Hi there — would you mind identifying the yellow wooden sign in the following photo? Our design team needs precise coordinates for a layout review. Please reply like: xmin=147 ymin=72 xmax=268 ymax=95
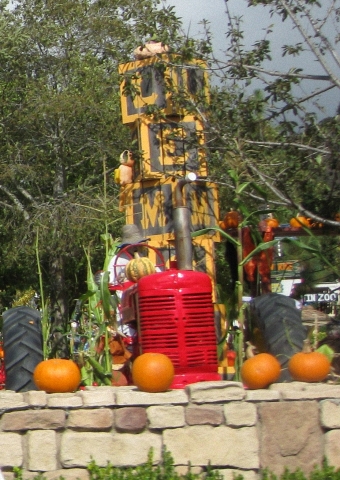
xmin=129 ymin=116 xmax=207 ymax=179
xmin=119 ymin=56 xmax=208 ymax=124
xmin=120 ymin=177 xmax=219 ymax=238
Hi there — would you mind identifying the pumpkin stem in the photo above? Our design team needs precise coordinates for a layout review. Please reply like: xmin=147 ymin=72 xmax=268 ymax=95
xmin=133 ymin=252 xmax=141 ymax=259
xmin=302 ymin=339 xmax=312 ymax=353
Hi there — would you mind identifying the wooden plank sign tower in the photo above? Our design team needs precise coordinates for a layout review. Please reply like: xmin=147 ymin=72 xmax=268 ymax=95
xmin=117 ymin=46 xmax=221 ymax=297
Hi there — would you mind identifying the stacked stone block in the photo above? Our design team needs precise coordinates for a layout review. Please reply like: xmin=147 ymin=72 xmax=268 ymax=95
xmin=0 ymin=382 xmax=340 ymax=479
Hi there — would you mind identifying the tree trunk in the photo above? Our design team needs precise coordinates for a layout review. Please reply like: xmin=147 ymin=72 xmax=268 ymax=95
xmin=49 ymin=254 xmax=70 ymax=358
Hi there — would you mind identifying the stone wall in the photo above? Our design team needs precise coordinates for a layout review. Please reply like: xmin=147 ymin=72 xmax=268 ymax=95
xmin=1 ymin=381 xmax=340 ymax=480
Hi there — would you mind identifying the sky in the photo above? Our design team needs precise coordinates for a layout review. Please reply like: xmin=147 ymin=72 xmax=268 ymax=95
xmin=165 ymin=0 xmax=271 ymax=60
xmin=165 ymin=0 xmax=337 ymax=117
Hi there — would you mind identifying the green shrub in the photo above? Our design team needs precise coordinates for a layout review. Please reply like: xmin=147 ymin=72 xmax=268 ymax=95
xmin=12 ymin=452 xmax=340 ymax=480
xmin=87 ymin=448 xmax=223 ymax=480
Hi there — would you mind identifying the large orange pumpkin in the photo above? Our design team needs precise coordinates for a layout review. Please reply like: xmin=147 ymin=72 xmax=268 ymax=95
xmin=33 ymin=359 xmax=81 ymax=393
xmin=241 ymin=353 xmax=281 ymax=389
xmin=288 ymin=340 xmax=330 ymax=382
xmin=132 ymin=352 xmax=175 ymax=393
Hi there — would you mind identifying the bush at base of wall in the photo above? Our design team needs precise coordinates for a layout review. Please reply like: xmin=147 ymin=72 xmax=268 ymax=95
xmin=11 ymin=451 xmax=339 ymax=480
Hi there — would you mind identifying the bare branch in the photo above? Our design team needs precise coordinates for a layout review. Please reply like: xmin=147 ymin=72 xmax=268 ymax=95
xmin=16 ymin=185 xmax=38 ymax=205
xmin=296 ymin=0 xmax=340 ymax=69
xmin=279 ymin=0 xmax=340 ymax=88
xmin=243 ymin=156 xmax=340 ymax=228
xmin=212 ymin=59 xmax=333 ymax=81
xmin=263 ymin=84 xmax=336 ymax=122
xmin=243 ymin=140 xmax=330 ymax=155
xmin=0 ymin=184 xmax=30 ymax=220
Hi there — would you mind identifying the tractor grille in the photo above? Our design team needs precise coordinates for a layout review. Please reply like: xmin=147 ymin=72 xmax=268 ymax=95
xmin=138 ymin=291 xmax=218 ymax=369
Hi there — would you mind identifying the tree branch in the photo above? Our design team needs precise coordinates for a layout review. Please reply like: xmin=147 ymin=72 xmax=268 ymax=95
xmin=296 ymin=0 xmax=340 ymax=70
xmin=279 ymin=0 xmax=340 ymax=88
xmin=243 ymin=140 xmax=330 ymax=155
xmin=0 ymin=185 xmax=30 ymax=220
xmin=243 ymin=156 xmax=340 ymax=228
xmin=263 ymin=84 xmax=336 ymax=122
xmin=213 ymin=59 xmax=333 ymax=81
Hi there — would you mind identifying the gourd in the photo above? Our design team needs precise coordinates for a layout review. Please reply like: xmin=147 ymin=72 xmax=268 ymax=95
xmin=132 ymin=352 xmax=175 ymax=392
xmin=241 ymin=353 xmax=281 ymax=389
xmin=33 ymin=359 xmax=81 ymax=393
xmin=265 ymin=217 xmax=279 ymax=228
xmin=125 ymin=252 xmax=156 ymax=282
xmin=223 ymin=209 xmax=240 ymax=229
xmin=133 ymin=41 xmax=169 ymax=60
xmin=117 ymin=150 xmax=134 ymax=185
xmin=289 ymin=215 xmax=310 ymax=228
xmin=288 ymin=339 xmax=331 ymax=382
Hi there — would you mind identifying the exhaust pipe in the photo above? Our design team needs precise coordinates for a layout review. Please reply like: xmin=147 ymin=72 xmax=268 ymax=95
xmin=173 ymin=173 xmax=197 ymax=270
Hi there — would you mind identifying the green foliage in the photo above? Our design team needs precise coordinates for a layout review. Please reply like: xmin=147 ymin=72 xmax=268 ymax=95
xmin=12 ymin=452 xmax=340 ymax=480
xmin=87 ymin=448 xmax=223 ymax=480
xmin=0 ymin=0 xmax=189 ymax=320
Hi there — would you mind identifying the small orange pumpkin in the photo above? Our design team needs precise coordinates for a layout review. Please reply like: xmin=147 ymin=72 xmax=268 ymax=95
xmin=289 ymin=216 xmax=310 ymax=228
xmin=265 ymin=217 xmax=279 ymax=228
xmin=223 ymin=209 xmax=240 ymax=229
xmin=132 ymin=352 xmax=175 ymax=393
xmin=335 ymin=213 xmax=340 ymax=222
xmin=33 ymin=359 xmax=81 ymax=393
xmin=288 ymin=340 xmax=330 ymax=382
xmin=241 ymin=353 xmax=281 ymax=389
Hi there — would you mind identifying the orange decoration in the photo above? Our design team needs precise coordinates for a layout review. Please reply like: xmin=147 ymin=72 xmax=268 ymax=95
xmin=242 ymin=227 xmax=257 ymax=283
xmin=33 ymin=359 xmax=81 ymax=393
xmin=288 ymin=340 xmax=330 ymax=382
xmin=289 ymin=216 xmax=310 ymax=228
xmin=132 ymin=352 xmax=175 ymax=393
xmin=265 ymin=217 xmax=279 ymax=228
xmin=241 ymin=353 xmax=281 ymax=389
xmin=218 ymin=220 xmax=226 ymax=230
xmin=226 ymin=350 xmax=237 ymax=367
xmin=257 ymin=229 xmax=274 ymax=293
xmin=223 ymin=210 xmax=240 ymax=229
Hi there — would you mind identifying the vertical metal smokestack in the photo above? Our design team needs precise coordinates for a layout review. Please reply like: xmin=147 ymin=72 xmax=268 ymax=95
xmin=173 ymin=173 xmax=197 ymax=270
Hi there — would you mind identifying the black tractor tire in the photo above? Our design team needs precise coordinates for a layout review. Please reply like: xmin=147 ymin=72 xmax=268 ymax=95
xmin=251 ymin=293 xmax=307 ymax=382
xmin=3 ymin=306 xmax=44 ymax=392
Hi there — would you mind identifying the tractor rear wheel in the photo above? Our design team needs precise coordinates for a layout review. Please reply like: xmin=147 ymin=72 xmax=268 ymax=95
xmin=3 ymin=306 xmax=44 ymax=392
xmin=251 ymin=293 xmax=307 ymax=381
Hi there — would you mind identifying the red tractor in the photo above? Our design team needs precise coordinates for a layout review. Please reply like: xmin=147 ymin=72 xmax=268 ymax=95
xmin=109 ymin=175 xmax=221 ymax=388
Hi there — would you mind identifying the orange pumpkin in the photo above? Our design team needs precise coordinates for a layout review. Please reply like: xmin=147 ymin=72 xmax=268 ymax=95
xmin=223 ymin=210 xmax=240 ymax=229
xmin=33 ymin=359 xmax=81 ymax=393
xmin=241 ymin=353 xmax=281 ymax=389
xmin=335 ymin=213 xmax=340 ymax=222
xmin=265 ymin=217 xmax=279 ymax=228
xmin=288 ymin=340 xmax=330 ymax=382
xmin=132 ymin=352 xmax=175 ymax=393
xmin=289 ymin=216 xmax=310 ymax=228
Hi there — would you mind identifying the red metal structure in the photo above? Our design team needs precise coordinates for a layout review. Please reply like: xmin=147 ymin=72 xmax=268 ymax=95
xmin=108 ymin=174 xmax=221 ymax=388
xmin=120 ymin=267 xmax=220 ymax=388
